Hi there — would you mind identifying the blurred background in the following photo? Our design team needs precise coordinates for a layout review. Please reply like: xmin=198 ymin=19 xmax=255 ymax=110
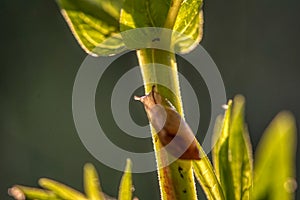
xmin=1 ymin=0 xmax=300 ymax=199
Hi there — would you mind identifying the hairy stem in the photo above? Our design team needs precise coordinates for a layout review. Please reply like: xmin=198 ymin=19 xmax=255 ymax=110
xmin=137 ymin=48 xmax=197 ymax=200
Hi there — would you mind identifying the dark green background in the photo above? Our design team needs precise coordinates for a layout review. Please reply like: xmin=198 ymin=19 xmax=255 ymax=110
xmin=1 ymin=0 xmax=300 ymax=199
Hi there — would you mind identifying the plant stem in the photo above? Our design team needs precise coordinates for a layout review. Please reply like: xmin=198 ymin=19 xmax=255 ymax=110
xmin=136 ymin=1 xmax=201 ymax=199
xmin=137 ymin=48 xmax=197 ymax=200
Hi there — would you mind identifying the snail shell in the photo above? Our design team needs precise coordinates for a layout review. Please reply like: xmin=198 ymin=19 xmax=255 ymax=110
xmin=135 ymin=87 xmax=200 ymax=160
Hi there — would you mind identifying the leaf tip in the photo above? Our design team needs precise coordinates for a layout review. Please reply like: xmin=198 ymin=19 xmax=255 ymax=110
xmin=84 ymin=162 xmax=95 ymax=172
xmin=233 ymin=95 xmax=245 ymax=106
xmin=38 ymin=178 xmax=47 ymax=186
xmin=274 ymin=111 xmax=296 ymax=127
xmin=125 ymin=158 xmax=132 ymax=172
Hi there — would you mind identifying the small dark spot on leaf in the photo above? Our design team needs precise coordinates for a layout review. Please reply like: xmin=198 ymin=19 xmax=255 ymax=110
xmin=183 ymin=189 xmax=187 ymax=193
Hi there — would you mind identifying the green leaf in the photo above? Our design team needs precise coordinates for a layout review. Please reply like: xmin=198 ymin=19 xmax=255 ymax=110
xmin=211 ymin=115 xmax=225 ymax=181
xmin=228 ymin=96 xmax=253 ymax=200
xmin=212 ymin=100 xmax=235 ymax=199
xmin=173 ymin=0 xmax=203 ymax=53
xmin=39 ymin=178 xmax=87 ymax=200
xmin=212 ymin=96 xmax=253 ymax=200
xmin=8 ymin=185 xmax=61 ymax=200
xmin=120 ymin=0 xmax=171 ymax=30
xmin=84 ymin=163 xmax=105 ymax=200
xmin=120 ymin=0 xmax=203 ymax=53
xmin=119 ymin=0 xmax=171 ymax=52
xmin=118 ymin=159 xmax=133 ymax=200
xmin=192 ymin=146 xmax=225 ymax=200
xmin=253 ymin=112 xmax=297 ymax=200
xmin=57 ymin=0 xmax=126 ymax=56
xmin=241 ymin=127 xmax=253 ymax=200
xmin=212 ymin=100 xmax=233 ymax=179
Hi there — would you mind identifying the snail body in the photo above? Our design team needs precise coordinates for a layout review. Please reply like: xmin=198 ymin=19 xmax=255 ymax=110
xmin=135 ymin=87 xmax=200 ymax=160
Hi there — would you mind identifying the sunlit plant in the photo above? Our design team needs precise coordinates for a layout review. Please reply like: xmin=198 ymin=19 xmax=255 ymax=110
xmin=9 ymin=0 xmax=297 ymax=200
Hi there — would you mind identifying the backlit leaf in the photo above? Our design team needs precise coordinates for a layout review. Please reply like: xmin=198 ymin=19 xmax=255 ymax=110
xmin=57 ymin=0 xmax=126 ymax=56
xmin=173 ymin=0 xmax=203 ymax=53
xmin=253 ymin=112 xmax=297 ymax=200
xmin=118 ymin=159 xmax=133 ymax=200
xmin=8 ymin=185 xmax=61 ymax=200
xmin=84 ymin=163 xmax=105 ymax=200
xmin=212 ymin=96 xmax=253 ymax=200
xmin=39 ymin=178 xmax=87 ymax=200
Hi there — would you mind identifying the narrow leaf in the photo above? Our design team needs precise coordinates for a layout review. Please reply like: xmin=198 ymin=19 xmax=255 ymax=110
xmin=228 ymin=96 xmax=253 ymax=200
xmin=253 ymin=112 xmax=297 ymax=200
xmin=241 ymin=127 xmax=253 ymax=200
xmin=212 ymin=96 xmax=253 ymax=200
xmin=57 ymin=0 xmax=126 ymax=56
xmin=118 ymin=159 xmax=132 ymax=200
xmin=39 ymin=178 xmax=87 ymax=200
xmin=193 ymin=145 xmax=225 ymax=200
xmin=212 ymin=100 xmax=235 ymax=199
xmin=8 ymin=185 xmax=61 ymax=200
xmin=84 ymin=163 xmax=105 ymax=200
xmin=212 ymin=100 xmax=233 ymax=181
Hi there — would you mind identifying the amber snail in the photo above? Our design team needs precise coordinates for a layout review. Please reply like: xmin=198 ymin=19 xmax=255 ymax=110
xmin=134 ymin=86 xmax=200 ymax=160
